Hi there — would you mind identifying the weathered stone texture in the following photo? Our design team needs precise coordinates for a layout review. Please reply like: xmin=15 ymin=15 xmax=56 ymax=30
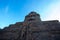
xmin=0 ymin=11 xmax=60 ymax=40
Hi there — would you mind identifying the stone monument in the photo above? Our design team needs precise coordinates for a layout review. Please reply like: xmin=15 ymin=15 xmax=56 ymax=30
xmin=0 ymin=11 xmax=60 ymax=40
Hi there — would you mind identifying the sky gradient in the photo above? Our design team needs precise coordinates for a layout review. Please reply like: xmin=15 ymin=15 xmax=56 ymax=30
xmin=0 ymin=0 xmax=60 ymax=29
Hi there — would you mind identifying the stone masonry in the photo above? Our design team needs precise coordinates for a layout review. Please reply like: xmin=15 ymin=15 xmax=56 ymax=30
xmin=0 ymin=11 xmax=60 ymax=40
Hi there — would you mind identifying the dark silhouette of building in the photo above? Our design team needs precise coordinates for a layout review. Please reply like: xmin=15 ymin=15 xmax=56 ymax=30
xmin=0 ymin=11 xmax=60 ymax=40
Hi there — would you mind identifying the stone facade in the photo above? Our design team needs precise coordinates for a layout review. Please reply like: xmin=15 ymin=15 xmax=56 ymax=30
xmin=0 ymin=12 xmax=60 ymax=40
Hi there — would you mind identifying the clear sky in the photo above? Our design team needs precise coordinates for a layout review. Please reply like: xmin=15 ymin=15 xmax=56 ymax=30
xmin=0 ymin=0 xmax=60 ymax=29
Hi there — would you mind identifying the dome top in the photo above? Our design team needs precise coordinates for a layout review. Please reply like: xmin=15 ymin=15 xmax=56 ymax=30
xmin=24 ymin=11 xmax=41 ymax=22
xmin=28 ymin=11 xmax=40 ymax=17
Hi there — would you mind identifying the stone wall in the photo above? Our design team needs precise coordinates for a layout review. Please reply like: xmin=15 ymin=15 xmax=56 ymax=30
xmin=0 ymin=12 xmax=60 ymax=40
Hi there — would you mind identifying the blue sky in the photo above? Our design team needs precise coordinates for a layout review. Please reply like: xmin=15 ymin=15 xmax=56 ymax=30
xmin=0 ymin=0 xmax=60 ymax=29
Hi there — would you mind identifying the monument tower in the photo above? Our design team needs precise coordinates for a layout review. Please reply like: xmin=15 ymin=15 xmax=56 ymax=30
xmin=20 ymin=12 xmax=42 ymax=40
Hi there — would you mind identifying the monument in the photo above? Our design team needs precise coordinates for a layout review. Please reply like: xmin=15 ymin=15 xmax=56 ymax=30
xmin=0 ymin=11 xmax=60 ymax=40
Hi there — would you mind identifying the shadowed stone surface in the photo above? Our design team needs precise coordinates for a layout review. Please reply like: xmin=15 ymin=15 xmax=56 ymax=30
xmin=0 ymin=11 xmax=60 ymax=40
